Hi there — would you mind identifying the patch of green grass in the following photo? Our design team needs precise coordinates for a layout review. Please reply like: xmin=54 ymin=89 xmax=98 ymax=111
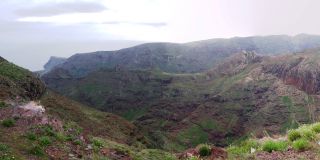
xmin=311 ymin=122 xmax=320 ymax=133
xmin=186 ymin=156 xmax=200 ymax=160
xmin=25 ymin=132 xmax=37 ymax=141
xmin=134 ymin=149 xmax=177 ymax=160
xmin=292 ymin=139 xmax=309 ymax=151
xmin=29 ymin=145 xmax=44 ymax=156
xmin=38 ymin=136 xmax=52 ymax=146
xmin=92 ymin=138 xmax=104 ymax=148
xmin=1 ymin=119 xmax=15 ymax=128
xmin=197 ymin=144 xmax=211 ymax=157
xmin=177 ymin=125 xmax=209 ymax=146
xmin=262 ymin=140 xmax=288 ymax=153
xmin=0 ymin=143 xmax=9 ymax=152
xmin=227 ymin=139 xmax=259 ymax=158
xmin=288 ymin=130 xmax=301 ymax=141
xmin=0 ymin=101 xmax=6 ymax=108
xmin=121 ymin=108 xmax=147 ymax=121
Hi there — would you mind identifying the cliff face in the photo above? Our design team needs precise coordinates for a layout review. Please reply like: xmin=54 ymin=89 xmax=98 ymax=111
xmin=263 ymin=51 xmax=320 ymax=94
xmin=0 ymin=56 xmax=45 ymax=100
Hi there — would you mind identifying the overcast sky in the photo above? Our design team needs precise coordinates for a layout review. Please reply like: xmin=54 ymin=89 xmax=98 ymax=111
xmin=1 ymin=0 xmax=320 ymax=70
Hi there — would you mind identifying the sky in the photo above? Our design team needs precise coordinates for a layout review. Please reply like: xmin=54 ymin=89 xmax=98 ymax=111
xmin=1 ymin=0 xmax=320 ymax=70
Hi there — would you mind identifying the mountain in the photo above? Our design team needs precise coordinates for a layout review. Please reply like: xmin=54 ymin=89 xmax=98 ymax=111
xmin=41 ymin=49 xmax=320 ymax=153
xmin=43 ymin=56 xmax=67 ymax=73
xmin=0 ymin=57 xmax=181 ymax=160
xmin=43 ymin=34 xmax=320 ymax=78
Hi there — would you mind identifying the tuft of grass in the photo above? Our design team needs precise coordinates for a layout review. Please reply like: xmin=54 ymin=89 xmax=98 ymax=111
xmin=0 ymin=143 xmax=9 ymax=152
xmin=29 ymin=145 xmax=44 ymax=156
xmin=227 ymin=139 xmax=259 ymax=156
xmin=311 ymin=123 xmax=320 ymax=133
xmin=197 ymin=144 xmax=211 ymax=157
xmin=262 ymin=140 xmax=288 ymax=153
xmin=292 ymin=139 xmax=309 ymax=151
xmin=1 ymin=119 xmax=15 ymax=128
xmin=0 ymin=101 xmax=6 ymax=108
xmin=288 ymin=130 xmax=301 ymax=141
xmin=186 ymin=156 xmax=200 ymax=160
xmin=25 ymin=132 xmax=37 ymax=141
xmin=38 ymin=136 xmax=52 ymax=146
xmin=92 ymin=138 xmax=104 ymax=148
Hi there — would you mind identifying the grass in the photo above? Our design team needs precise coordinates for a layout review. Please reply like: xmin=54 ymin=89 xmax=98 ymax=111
xmin=1 ymin=119 xmax=15 ymax=128
xmin=262 ymin=140 xmax=288 ymax=153
xmin=311 ymin=122 xmax=320 ymax=133
xmin=177 ymin=125 xmax=209 ymax=146
xmin=197 ymin=144 xmax=211 ymax=157
xmin=292 ymin=139 xmax=309 ymax=151
xmin=29 ymin=145 xmax=44 ymax=156
xmin=25 ymin=132 xmax=37 ymax=141
xmin=288 ymin=130 xmax=301 ymax=141
xmin=227 ymin=139 xmax=259 ymax=158
xmin=0 ymin=101 xmax=6 ymax=108
xmin=38 ymin=136 xmax=52 ymax=146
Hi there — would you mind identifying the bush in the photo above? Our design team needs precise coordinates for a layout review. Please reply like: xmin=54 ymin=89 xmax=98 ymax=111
xmin=292 ymin=139 xmax=309 ymax=151
xmin=0 ymin=143 xmax=9 ymax=151
xmin=92 ymin=138 xmax=104 ymax=148
xmin=288 ymin=130 xmax=301 ymax=141
xmin=29 ymin=145 xmax=44 ymax=156
xmin=38 ymin=136 xmax=52 ymax=146
xmin=312 ymin=123 xmax=320 ymax=133
xmin=197 ymin=144 xmax=211 ymax=157
xmin=1 ymin=119 xmax=15 ymax=127
xmin=26 ymin=132 xmax=37 ymax=141
xmin=300 ymin=128 xmax=315 ymax=140
xmin=262 ymin=140 xmax=288 ymax=153
xmin=0 ymin=101 xmax=6 ymax=108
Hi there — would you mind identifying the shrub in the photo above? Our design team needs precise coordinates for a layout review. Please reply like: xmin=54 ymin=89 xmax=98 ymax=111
xmin=300 ymin=128 xmax=315 ymax=140
xmin=1 ymin=119 xmax=15 ymax=127
xmin=288 ymin=130 xmax=301 ymax=141
xmin=92 ymin=138 xmax=104 ymax=148
xmin=29 ymin=145 xmax=44 ymax=156
xmin=292 ymin=139 xmax=309 ymax=151
xmin=0 ymin=143 xmax=9 ymax=151
xmin=262 ymin=140 xmax=287 ymax=153
xmin=38 ymin=125 xmax=56 ymax=137
xmin=26 ymin=132 xmax=37 ymax=141
xmin=38 ymin=136 xmax=52 ymax=146
xmin=312 ymin=123 xmax=320 ymax=133
xmin=0 ymin=101 xmax=6 ymax=108
xmin=197 ymin=144 xmax=211 ymax=157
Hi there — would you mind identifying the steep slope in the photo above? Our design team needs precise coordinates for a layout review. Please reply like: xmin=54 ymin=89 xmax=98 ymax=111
xmin=43 ymin=34 xmax=320 ymax=78
xmin=42 ymin=50 xmax=320 ymax=151
xmin=0 ymin=57 xmax=179 ymax=160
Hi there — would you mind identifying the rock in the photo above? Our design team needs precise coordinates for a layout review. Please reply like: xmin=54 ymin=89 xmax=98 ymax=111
xmin=210 ymin=146 xmax=228 ymax=159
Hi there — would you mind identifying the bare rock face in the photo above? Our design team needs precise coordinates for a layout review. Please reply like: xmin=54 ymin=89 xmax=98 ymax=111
xmin=15 ymin=101 xmax=45 ymax=117
xmin=263 ymin=52 xmax=320 ymax=94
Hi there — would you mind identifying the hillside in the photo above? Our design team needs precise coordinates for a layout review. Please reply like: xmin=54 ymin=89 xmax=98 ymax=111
xmin=0 ymin=57 xmax=179 ymax=160
xmin=43 ymin=34 xmax=320 ymax=78
xmin=41 ymin=49 xmax=320 ymax=153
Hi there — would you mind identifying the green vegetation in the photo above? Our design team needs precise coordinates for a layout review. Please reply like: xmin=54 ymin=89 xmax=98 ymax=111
xmin=262 ymin=140 xmax=288 ymax=153
xmin=288 ymin=130 xmax=301 ymax=141
xmin=1 ymin=119 xmax=15 ymax=127
xmin=29 ymin=145 xmax=44 ymax=156
xmin=186 ymin=156 xmax=200 ymax=160
xmin=311 ymin=122 xmax=320 ymax=133
xmin=227 ymin=139 xmax=259 ymax=159
xmin=134 ymin=149 xmax=177 ymax=160
xmin=25 ymin=132 xmax=37 ymax=141
xmin=0 ymin=143 xmax=9 ymax=152
xmin=292 ymin=139 xmax=309 ymax=151
xmin=92 ymin=138 xmax=104 ymax=148
xmin=197 ymin=144 xmax=211 ymax=157
xmin=177 ymin=125 xmax=209 ymax=146
xmin=0 ymin=101 xmax=6 ymax=108
xmin=38 ymin=136 xmax=52 ymax=146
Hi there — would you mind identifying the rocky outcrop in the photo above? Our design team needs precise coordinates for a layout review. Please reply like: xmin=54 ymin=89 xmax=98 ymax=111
xmin=263 ymin=53 xmax=320 ymax=94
